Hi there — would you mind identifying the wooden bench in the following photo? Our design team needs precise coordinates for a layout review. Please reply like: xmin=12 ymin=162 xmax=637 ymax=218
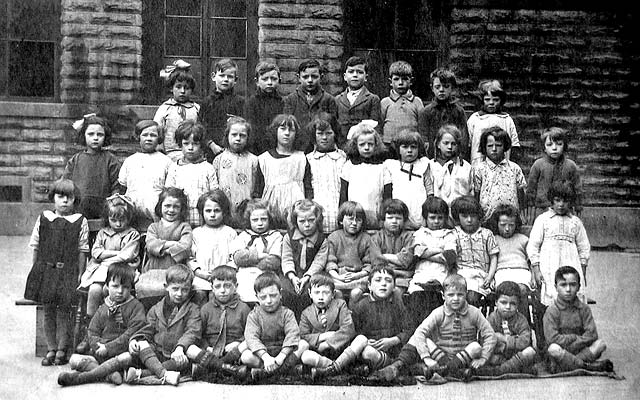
xmin=15 ymin=218 xmax=104 ymax=357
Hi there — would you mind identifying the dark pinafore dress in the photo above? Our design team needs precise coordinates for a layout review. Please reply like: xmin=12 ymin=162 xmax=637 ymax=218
xmin=24 ymin=213 xmax=83 ymax=306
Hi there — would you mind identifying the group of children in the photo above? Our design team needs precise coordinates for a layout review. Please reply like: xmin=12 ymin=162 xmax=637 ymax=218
xmin=22 ymin=55 xmax=613 ymax=387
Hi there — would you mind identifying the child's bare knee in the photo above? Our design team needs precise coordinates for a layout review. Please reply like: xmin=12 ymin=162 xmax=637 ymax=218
xmin=465 ymin=342 xmax=482 ymax=358
xmin=591 ymin=339 xmax=607 ymax=355
xmin=351 ymin=335 xmax=368 ymax=351
xmin=521 ymin=347 xmax=537 ymax=361
xmin=547 ymin=343 xmax=563 ymax=358
xmin=116 ymin=352 xmax=132 ymax=364
xmin=361 ymin=345 xmax=379 ymax=362
xmin=297 ymin=340 xmax=310 ymax=353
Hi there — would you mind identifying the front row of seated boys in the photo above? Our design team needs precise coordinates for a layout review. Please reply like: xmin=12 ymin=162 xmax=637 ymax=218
xmin=58 ymin=262 xmax=613 ymax=387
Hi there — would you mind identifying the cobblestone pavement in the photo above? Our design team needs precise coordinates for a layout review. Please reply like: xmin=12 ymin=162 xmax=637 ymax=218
xmin=1 ymin=236 xmax=637 ymax=400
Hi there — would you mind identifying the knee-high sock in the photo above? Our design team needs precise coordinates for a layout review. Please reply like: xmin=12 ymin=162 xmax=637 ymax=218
xmin=446 ymin=350 xmax=472 ymax=370
xmin=74 ymin=356 xmax=129 ymax=384
xmin=139 ymin=347 xmax=166 ymax=378
xmin=333 ymin=347 xmax=357 ymax=372
xmin=396 ymin=344 xmax=420 ymax=367
xmin=553 ymin=348 xmax=585 ymax=371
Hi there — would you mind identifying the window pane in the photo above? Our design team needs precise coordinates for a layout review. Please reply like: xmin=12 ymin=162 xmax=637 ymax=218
xmin=209 ymin=0 xmax=245 ymax=18
xmin=8 ymin=41 xmax=54 ymax=97
xmin=0 ymin=42 xmax=6 ymax=94
xmin=166 ymin=0 xmax=201 ymax=16
xmin=209 ymin=19 xmax=246 ymax=58
xmin=0 ymin=0 xmax=7 ymax=39
xmin=9 ymin=0 xmax=60 ymax=40
xmin=165 ymin=18 xmax=201 ymax=57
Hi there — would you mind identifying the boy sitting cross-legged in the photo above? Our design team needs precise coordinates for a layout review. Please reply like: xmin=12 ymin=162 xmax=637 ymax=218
xmin=240 ymin=272 xmax=310 ymax=381
xmin=373 ymin=274 xmax=495 ymax=381
xmin=544 ymin=266 xmax=613 ymax=373
xmin=472 ymin=281 xmax=537 ymax=376
xmin=299 ymin=273 xmax=356 ymax=374
xmin=58 ymin=263 xmax=146 ymax=386
xmin=125 ymin=264 xmax=202 ymax=385
xmin=312 ymin=265 xmax=412 ymax=379
xmin=188 ymin=265 xmax=252 ymax=381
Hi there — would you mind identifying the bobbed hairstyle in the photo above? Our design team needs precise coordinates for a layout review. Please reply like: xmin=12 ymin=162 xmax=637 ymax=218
xmin=175 ymin=120 xmax=206 ymax=147
xmin=422 ymin=196 xmax=450 ymax=220
xmin=488 ymin=204 xmax=522 ymax=236
xmin=430 ymin=67 xmax=457 ymax=87
xmin=223 ymin=116 xmax=252 ymax=148
xmin=309 ymin=272 xmax=335 ymax=291
xmin=479 ymin=126 xmax=512 ymax=155
xmin=541 ymin=127 xmax=569 ymax=152
xmin=134 ymin=119 xmax=164 ymax=144
xmin=196 ymin=189 xmax=231 ymax=223
xmin=380 ymin=198 xmax=409 ymax=221
xmin=154 ymin=187 xmax=189 ymax=222
xmin=434 ymin=124 xmax=462 ymax=160
xmin=254 ymin=271 xmax=282 ymax=293
xmin=102 ymin=195 xmax=134 ymax=228
xmin=478 ymin=79 xmax=507 ymax=106
xmin=388 ymin=60 xmax=414 ymax=78
xmin=451 ymin=195 xmax=483 ymax=222
xmin=306 ymin=112 xmax=340 ymax=145
xmin=546 ymin=180 xmax=576 ymax=205
xmin=268 ymin=114 xmax=309 ymax=152
xmin=391 ymin=130 xmax=427 ymax=159
xmin=211 ymin=265 xmax=238 ymax=284
xmin=48 ymin=178 xmax=81 ymax=208
xmin=242 ymin=199 xmax=272 ymax=230
xmin=345 ymin=56 xmax=367 ymax=72
xmin=288 ymin=199 xmax=324 ymax=233
xmin=555 ymin=265 xmax=580 ymax=286
xmin=343 ymin=123 xmax=386 ymax=162
xmin=166 ymin=263 xmax=194 ymax=286
xmin=443 ymin=273 xmax=467 ymax=292
xmin=336 ymin=201 xmax=367 ymax=231
xmin=105 ymin=262 xmax=136 ymax=288
xmin=167 ymin=68 xmax=196 ymax=91
xmin=75 ymin=115 xmax=113 ymax=147
xmin=495 ymin=281 xmax=522 ymax=300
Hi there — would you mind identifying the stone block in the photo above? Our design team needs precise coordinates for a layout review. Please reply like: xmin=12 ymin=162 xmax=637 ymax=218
xmin=103 ymin=0 xmax=141 ymax=12
xmin=261 ymin=43 xmax=342 ymax=59
xmin=260 ymin=29 xmax=342 ymax=46
xmin=273 ymin=58 xmax=342 ymax=74
xmin=263 ymin=0 xmax=341 ymax=4
xmin=0 ymin=154 xmax=20 ymax=167
xmin=0 ymin=129 xmax=21 ymax=140
xmin=259 ymin=4 xmax=341 ymax=19
xmin=260 ymin=17 xmax=341 ymax=31
xmin=22 ymin=155 xmax=67 ymax=167
xmin=62 ymin=0 xmax=102 ymax=12
xmin=62 ymin=38 xmax=142 ymax=53
xmin=61 ymin=11 xmax=141 ymax=26
xmin=451 ymin=8 xmax=488 ymax=23
xmin=551 ymin=115 xmax=589 ymax=125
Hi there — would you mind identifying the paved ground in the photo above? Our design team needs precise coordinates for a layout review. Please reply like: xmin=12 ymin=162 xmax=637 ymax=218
xmin=1 ymin=235 xmax=638 ymax=400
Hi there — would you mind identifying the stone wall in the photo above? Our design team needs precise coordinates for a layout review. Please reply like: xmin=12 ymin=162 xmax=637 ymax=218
xmin=257 ymin=0 xmax=344 ymax=95
xmin=449 ymin=2 xmax=639 ymax=206
xmin=60 ymin=0 xmax=143 ymax=104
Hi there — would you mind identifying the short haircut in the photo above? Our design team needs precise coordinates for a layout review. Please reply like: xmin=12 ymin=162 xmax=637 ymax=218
xmin=368 ymin=264 xmax=397 ymax=283
xmin=540 ymin=127 xmax=569 ymax=152
xmin=196 ymin=189 xmax=231 ymax=222
xmin=422 ymin=196 xmax=449 ymax=220
xmin=175 ymin=120 xmax=206 ymax=147
xmin=430 ymin=67 xmax=457 ymax=87
xmin=555 ymin=265 xmax=580 ymax=285
xmin=488 ymin=204 xmax=522 ymax=235
xmin=105 ymin=263 xmax=136 ymax=288
xmin=391 ymin=130 xmax=427 ymax=159
xmin=343 ymin=123 xmax=386 ymax=162
xmin=306 ymin=112 xmax=340 ymax=144
xmin=337 ymin=201 xmax=367 ymax=231
xmin=546 ymin=180 xmax=577 ymax=204
xmin=381 ymin=198 xmax=409 ymax=221
xmin=214 ymin=58 xmax=238 ymax=75
xmin=297 ymin=59 xmax=321 ymax=74
xmin=451 ymin=195 xmax=483 ymax=221
xmin=242 ymin=199 xmax=272 ymax=230
xmin=443 ymin=273 xmax=467 ymax=292
xmin=495 ymin=281 xmax=521 ymax=300
xmin=434 ymin=124 xmax=462 ymax=159
xmin=154 ymin=187 xmax=189 ymax=222
xmin=254 ymin=271 xmax=281 ymax=293
xmin=268 ymin=114 xmax=309 ymax=152
xmin=48 ymin=178 xmax=81 ymax=207
xmin=478 ymin=79 xmax=507 ymax=105
xmin=255 ymin=61 xmax=280 ymax=78
xmin=166 ymin=264 xmax=194 ymax=285
xmin=223 ymin=116 xmax=252 ymax=148
xmin=288 ymin=199 xmax=324 ymax=233
xmin=388 ymin=60 xmax=413 ymax=78
xmin=345 ymin=56 xmax=367 ymax=72
xmin=134 ymin=119 xmax=164 ymax=144
xmin=309 ymin=272 xmax=335 ymax=291
xmin=167 ymin=68 xmax=196 ymax=90
xmin=211 ymin=265 xmax=237 ymax=284
xmin=102 ymin=195 xmax=134 ymax=227
xmin=75 ymin=115 xmax=113 ymax=147
xmin=479 ymin=126 xmax=512 ymax=155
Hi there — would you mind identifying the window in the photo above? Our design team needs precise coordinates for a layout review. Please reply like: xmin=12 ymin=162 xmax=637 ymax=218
xmin=0 ymin=0 xmax=61 ymax=100
xmin=141 ymin=0 xmax=257 ymax=104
